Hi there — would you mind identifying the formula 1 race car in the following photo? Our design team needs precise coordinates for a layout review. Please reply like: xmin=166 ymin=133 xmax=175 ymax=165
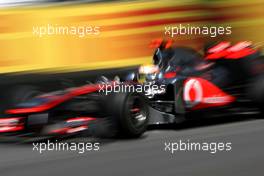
xmin=131 ymin=40 xmax=264 ymax=124
xmin=0 ymin=79 xmax=149 ymax=139
xmin=1 ymin=39 xmax=263 ymax=139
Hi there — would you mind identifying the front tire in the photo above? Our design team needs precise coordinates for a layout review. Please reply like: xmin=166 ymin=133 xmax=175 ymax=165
xmin=113 ymin=92 xmax=149 ymax=138
xmin=90 ymin=92 xmax=149 ymax=138
xmin=249 ymin=75 xmax=264 ymax=117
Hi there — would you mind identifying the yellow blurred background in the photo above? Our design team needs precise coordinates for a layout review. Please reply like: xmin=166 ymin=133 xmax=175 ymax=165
xmin=0 ymin=0 xmax=263 ymax=74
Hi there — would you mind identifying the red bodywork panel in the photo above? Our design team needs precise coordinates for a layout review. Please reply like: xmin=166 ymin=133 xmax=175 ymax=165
xmin=50 ymin=117 xmax=96 ymax=135
xmin=206 ymin=41 xmax=257 ymax=60
xmin=0 ymin=117 xmax=25 ymax=132
xmin=164 ymin=72 xmax=177 ymax=79
xmin=6 ymin=84 xmax=103 ymax=114
xmin=183 ymin=78 xmax=235 ymax=110
xmin=149 ymin=38 xmax=173 ymax=49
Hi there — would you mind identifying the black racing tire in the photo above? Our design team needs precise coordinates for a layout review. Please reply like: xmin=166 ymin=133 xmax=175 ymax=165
xmin=248 ymin=75 xmax=264 ymax=117
xmin=90 ymin=92 xmax=149 ymax=138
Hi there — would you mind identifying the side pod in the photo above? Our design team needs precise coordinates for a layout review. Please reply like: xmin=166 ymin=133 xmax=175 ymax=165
xmin=183 ymin=78 xmax=235 ymax=110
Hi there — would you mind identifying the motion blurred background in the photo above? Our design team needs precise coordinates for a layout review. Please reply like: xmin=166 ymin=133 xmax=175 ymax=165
xmin=0 ymin=0 xmax=263 ymax=74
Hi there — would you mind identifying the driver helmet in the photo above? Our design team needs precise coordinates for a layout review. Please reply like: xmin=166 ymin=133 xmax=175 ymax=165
xmin=150 ymin=39 xmax=173 ymax=67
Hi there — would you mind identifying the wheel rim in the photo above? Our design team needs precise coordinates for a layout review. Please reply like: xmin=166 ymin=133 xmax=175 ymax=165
xmin=129 ymin=96 xmax=147 ymax=128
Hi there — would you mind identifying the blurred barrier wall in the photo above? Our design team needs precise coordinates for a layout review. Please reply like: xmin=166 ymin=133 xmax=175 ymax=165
xmin=204 ymin=0 xmax=264 ymax=43
xmin=0 ymin=0 xmax=263 ymax=74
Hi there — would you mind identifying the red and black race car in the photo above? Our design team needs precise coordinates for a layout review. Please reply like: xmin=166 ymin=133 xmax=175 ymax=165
xmin=0 ymin=80 xmax=149 ymax=139
xmin=134 ymin=40 xmax=264 ymax=124
xmin=0 ymin=40 xmax=263 ymax=139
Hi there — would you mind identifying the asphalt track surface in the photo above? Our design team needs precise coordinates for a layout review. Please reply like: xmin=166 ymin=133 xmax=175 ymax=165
xmin=0 ymin=116 xmax=264 ymax=176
